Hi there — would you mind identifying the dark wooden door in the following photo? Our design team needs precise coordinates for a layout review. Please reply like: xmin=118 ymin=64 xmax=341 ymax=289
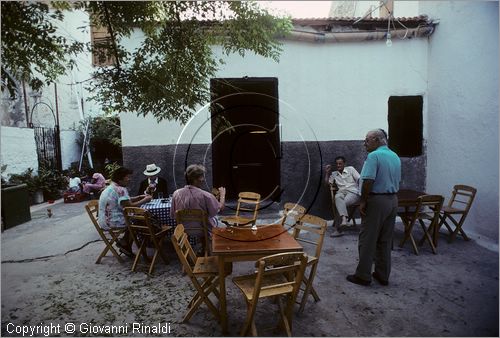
xmin=211 ymin=78 xmax=280 ymax=201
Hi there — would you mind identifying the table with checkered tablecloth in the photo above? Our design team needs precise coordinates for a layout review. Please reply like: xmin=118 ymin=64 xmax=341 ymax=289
xmin=141 ymin=198 xmax=197 ymax=246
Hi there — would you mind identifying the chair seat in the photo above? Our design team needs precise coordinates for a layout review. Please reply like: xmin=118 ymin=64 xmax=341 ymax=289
xmin=193 ymin=256 xmax=219 ymax=275
xmin=233 ymin=274 xmax=292 ymax=302
xmin=307 ymin=255 xmax=318 ymax=265
xmin=398 ymin=211 xmax=435 ymax=220
xmin=157 ymin=224 xmax=172 ymax=234
xmin=441 ymin=205 xmax=465 ymax=214
xmin=221 ymin=215 xmax=254 ymax=226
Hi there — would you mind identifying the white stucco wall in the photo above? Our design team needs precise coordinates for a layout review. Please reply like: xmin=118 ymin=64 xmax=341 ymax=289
xmin=121 ymin=38 xmax=429 ymax=146
xmin=421 ymin=1 xmax=499 ymax=243
xmin=60 ymin=130 xmax=81 ymax=170
xmin=0 ymin=126 xmax=39 ymax=176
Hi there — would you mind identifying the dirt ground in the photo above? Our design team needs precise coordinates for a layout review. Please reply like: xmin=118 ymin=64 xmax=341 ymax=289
xmin=1 ymin=200 xmax=498 ymax=337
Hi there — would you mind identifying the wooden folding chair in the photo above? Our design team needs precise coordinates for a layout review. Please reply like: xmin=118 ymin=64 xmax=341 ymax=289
xmin=171 ymin=224 xmax=221 ymax=323
xmin=291 ymin=214 xmax=327 ymax=312
xmin=123 ymin=207 xmax=171 ymax=275
xmin=85 ymin=200 xmax=127 ymax=264
xmin=398 ymin=195 xmax=444 ymax=255
xmin=279 ymin=203 xmax=306 ymax=228
xmin=175 ymin=209 xmax=210 ymax=256
xmin=221 ymin=192 xmax=261 ymax=227
xmin=438 ymin=185 xmax=477 ymax=243
xmin=232 ymin=252 xmax=308 ymax=337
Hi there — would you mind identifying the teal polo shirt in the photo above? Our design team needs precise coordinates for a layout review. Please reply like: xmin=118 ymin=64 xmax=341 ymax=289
xmin=360 ymin=145 xmax=401 ymax=193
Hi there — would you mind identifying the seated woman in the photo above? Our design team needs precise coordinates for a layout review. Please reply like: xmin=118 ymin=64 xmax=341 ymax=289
xmin=98 ymin=167 xmax=152 ymax=257
xmin=83 ymin=172 xmax=106 ymax=196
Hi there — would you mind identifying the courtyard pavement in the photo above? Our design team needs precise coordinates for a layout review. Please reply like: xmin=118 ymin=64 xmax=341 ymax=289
xmin=1 ymin=199 xmax=498 ymax=337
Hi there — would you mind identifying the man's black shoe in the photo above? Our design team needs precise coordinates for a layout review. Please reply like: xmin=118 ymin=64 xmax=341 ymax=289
xmin=372 ymin=272 xmax=389 ymax=286
xmin=346 ymin=274 xmax=371 ymax=286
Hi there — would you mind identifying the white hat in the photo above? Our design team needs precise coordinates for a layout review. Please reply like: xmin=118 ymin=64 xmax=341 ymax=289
xmin=143 ymin=163 xmax=161 ymax=176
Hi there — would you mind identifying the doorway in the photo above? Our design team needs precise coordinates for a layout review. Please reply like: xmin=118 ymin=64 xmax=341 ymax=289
xmin=210 ymin=77 xmax=280 ymax=201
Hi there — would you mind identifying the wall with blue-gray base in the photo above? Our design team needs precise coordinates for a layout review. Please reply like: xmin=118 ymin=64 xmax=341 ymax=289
xmin=123 ymin=141 xmax=425 ymax=220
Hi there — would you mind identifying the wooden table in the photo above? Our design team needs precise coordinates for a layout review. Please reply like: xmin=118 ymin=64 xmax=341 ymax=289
xmin=397 ymin=189 xmax=441 ymax=247
xmin=397 ymin=189 xmax=427 ymax=208
xmin=212 ymin=224 xmax=303 ymax=334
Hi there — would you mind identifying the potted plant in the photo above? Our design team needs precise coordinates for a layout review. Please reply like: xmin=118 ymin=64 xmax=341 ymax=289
xmin=8 ymin=168 xmax=44 ymax=204
xmin=37 ymin=166 xmax=68 ymax=202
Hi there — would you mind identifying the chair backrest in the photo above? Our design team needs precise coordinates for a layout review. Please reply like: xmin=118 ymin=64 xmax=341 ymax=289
xmin=123 ymin=207 xmax=157 ymax=238
xmin=415 ymin=195 xmax=444 ymax=222
xmin=448 ymin=185 xmax=477 ymax=213
xmin=171 ymin=223 xmax=197 ymax=273
xmin=292 ymin=214 xmax=327 ymax=260
xmin=235 ymin=192 xmax=261 ymax=221
xmin=252 ymin=252 xmax=308 ymax=301
xmin=85 ymin=200 xmax=100 ymax=230
xmin=280 ymin=203 xmax=306 ymax=227
xmin=175 ymin=209 xmax=210 ymax=255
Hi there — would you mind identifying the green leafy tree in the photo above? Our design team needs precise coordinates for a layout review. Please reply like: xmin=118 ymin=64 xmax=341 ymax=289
xmin=1 ymin=1 xmax=84 ymax=98
xmin=2 ymin=1 xmax=291 ymax=123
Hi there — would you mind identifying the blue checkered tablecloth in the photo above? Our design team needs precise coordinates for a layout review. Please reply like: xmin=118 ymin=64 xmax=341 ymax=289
xmin=141 ymin=198 xmax=176 ymax=228
xmin=141 ymin=198 xmax=197 ymax=246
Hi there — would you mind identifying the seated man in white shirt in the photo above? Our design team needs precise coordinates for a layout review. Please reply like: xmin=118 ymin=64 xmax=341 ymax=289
xmin=324 ymin=156 xmax=361 ymax=237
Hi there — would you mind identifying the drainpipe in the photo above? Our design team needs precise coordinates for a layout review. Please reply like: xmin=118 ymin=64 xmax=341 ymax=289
xmin=285 ymin=26 xmax=434 ymax=43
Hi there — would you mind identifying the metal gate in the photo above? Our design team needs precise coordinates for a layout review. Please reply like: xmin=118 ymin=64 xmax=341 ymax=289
xmin=33 ymin=126 xmax=62 ymax=170
xmin=30 ymin=101 xmax=62 ymax=171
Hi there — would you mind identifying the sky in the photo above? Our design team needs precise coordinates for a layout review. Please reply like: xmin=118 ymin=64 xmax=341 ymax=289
xmin=258 ymin=1 xmax=332 ymax=18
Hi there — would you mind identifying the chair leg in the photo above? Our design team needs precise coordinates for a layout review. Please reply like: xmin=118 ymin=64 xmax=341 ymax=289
xmin=417 ymin=220 xmax=437 ymax=254
xmin=240 ymin=301 xmax=254 ymax=336
xmin=96 ymin=235 xmax=123 ymax=264
xmin=132 ymin=241 xmax=146 ymax=272
xmin=399 ymin=222 xmax=419 ymax=255
xmin=298 ymin=264 xmax=319 ymax=313
xmin=449 ymin=215 xmax=469 ymax=242
xmin=183 ymin=278 xmax=220 ymax=323
xmin=277 ymin=296 xmax=292 ymax=336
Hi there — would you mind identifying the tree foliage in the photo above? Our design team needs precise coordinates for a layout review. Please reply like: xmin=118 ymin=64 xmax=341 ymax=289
xmin=80 ymin=1 xmax=292 ymax=123
xmin=2 ymin=1 xmax=292 ymax=123
xmin=1 ymin=1 xmax=84 ymax=98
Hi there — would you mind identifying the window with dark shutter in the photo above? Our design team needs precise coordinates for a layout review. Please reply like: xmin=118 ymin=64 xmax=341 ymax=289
xmin=387 ymin=95 xmax=423 ymax=157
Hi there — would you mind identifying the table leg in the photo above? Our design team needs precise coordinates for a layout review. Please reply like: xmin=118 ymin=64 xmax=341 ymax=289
xmin=218 ymin=257 xmax=227 ymax=334
xmin=433 ymin=219 xmax=439 ymax=248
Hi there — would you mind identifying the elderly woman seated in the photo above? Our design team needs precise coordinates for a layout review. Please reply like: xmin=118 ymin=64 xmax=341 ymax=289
xmin=83 ymin=172 xmax=107 ymax=196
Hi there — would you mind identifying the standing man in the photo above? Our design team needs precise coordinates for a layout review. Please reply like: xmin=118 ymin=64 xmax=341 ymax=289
xmin=346 ymin=129 xmax=401 ymax=286
xmin=137 ymin=163 xmax=168 ymax=199
xmin=324 ymin=156 xmax=361 ymax=237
